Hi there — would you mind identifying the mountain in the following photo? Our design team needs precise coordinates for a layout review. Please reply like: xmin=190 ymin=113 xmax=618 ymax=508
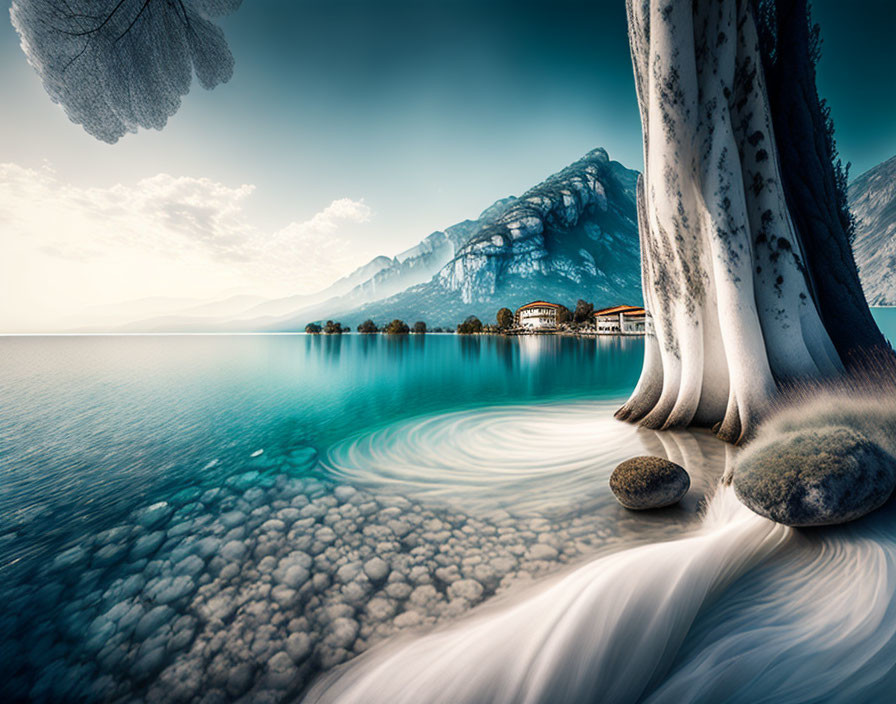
xmin=107 ymin=148 xmax=642 ymax=332
xmin=850 ymin=154 xmax=896 ymax=306
xmin=269 ymin=148 xmax=642 ymax=330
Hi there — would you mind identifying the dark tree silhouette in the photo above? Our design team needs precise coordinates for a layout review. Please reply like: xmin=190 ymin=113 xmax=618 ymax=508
xmin=11 ymin=0 xmax=242 ymax=142
xmin=385 ymin=319 xmax=410 ymax=334
xmin=496 ymin=308 xmax=513 ymax=330
xmin=556 ymin=305 xmax=572 ymax=325
xmin=413 ymin=321 xmax=427 ymax=334
xmin=573 ymin=300 xmax=594 ymax=324
xmin=752 ymin=0 xmax=887 ymax=362
xmin=357 ymin=319 xmax=378 ymax=333
xmin=305 ymin=322 xmax=322 ymax=334
xmin=456 ymin=316 xmax=482 ymax=334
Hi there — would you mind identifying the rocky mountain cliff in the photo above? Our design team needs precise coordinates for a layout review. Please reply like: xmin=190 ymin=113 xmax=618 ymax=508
xmin=272 ymin=148 xmax=642 ymax=329
xmin=111 ymin=149 xmax=642 ymax=332
xmin=850 ymin=154 xmax=896 ymax=306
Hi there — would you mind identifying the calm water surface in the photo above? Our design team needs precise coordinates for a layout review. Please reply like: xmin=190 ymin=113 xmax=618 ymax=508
xmin=2 ymin=313 xmax=894 ymax=702
xmin=0 ymin=334 xmax=643 ymax=570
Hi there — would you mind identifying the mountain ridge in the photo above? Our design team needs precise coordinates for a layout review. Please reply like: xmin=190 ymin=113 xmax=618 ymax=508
xmin=849 ymin=154 xmax=896 ymax=306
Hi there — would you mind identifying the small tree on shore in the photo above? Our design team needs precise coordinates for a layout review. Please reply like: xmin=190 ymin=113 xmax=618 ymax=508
xmin=305 ymin=322 xmax=322 ymax=334
xmin=385 ymin=319 xmax=410 ymax=334
xmin=573 ymin=300 xmax=594 ymax=324
xmin=496 ymin=307 xmax=514 ymax=330
xmin=413 ymin=321 xmax=427 ymax=334
xmin=556 ymin=305 xmax=572 ymax=325
xmin=324 ymin=320 xmax=345 ymax=334
xmin=457 ymin=316 xmax=483 ymax=334
xmin=357 ymin=319 xmax=378 ymax=333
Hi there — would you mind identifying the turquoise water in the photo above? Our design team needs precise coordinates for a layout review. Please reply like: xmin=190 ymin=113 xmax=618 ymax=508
xmin=0 ymin=333 xmax=643 ymax=572
xmin=3 ymin=311 xmax=894 ymax=574
xmin=872 ymin=307 xmax=896 ymax=344
xmin=1 ymin=313 xmax=894 ymax=701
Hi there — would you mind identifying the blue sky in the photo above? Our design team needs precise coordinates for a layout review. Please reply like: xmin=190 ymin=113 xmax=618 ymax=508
xmin=1 ymin=0 xmax=894 ymax=330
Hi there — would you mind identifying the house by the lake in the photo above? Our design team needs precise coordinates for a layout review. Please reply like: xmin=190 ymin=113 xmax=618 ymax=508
xmin=594 ymin=305 xmax=647 ymax=335
xmin=516 ymin=301 xmax=561 ymax=331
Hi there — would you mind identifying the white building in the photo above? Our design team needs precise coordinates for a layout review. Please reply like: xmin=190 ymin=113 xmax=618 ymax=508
xmin=515 ymin=301 xmax=561 ymax=330
xmin=593 ymin=305 xmax=648 ymax=335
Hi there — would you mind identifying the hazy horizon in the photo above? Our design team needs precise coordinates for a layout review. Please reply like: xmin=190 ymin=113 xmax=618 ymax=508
xmin=2 ymin=0 xmax=895 ymax=332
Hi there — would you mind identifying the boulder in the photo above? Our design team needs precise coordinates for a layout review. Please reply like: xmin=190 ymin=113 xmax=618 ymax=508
xmin=733 ymin=426 xmax=896 ymax=526
xmin=609 ymin=456 xmax=690 ymax=510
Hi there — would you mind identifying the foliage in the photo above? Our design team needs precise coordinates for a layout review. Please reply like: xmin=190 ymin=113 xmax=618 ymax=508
xmin=385 ymin=319 xmax=410 ymax=334
xmin=357 ymin=319 xmax=378 ymax=333
xmin=413 ymin=321 xmax=427 ymax=334
xmin=573 ymin=299 xmax=594 ymax=324
xmin=556 ymin=305 xmax=572 ymax=325
xmin=10 ymin=0 xmax=242 ymax=143
xmin=752 ymin=0 xmax=855 ymax=243
xmin=456 ymin=316 xmax=483 ymax=334
xmin=305 ymin=322 xmax=322 ymax=334
xmin=496 ymin=307 xmax=514 ymax=329
xmin=324 ymin=320 xmax=345 ymax=334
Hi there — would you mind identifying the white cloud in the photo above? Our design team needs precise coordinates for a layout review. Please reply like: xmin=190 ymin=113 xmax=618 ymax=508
xmin=0 ymin=163 xmax=377 ymax=331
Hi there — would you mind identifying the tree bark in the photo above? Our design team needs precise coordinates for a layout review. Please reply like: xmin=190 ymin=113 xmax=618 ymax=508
xmin=619 ymin=0 xmax=858 ymax=443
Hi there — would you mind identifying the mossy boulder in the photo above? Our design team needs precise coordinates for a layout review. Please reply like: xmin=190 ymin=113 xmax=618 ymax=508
xmin=733 ymin=426 xmax=896 ymax=527
xmin=609 ymin=456 xmax=690 ymax=510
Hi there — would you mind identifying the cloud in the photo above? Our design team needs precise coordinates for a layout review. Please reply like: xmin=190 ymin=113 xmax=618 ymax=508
xmin=0 ymin=163 xmax=377 ymax=331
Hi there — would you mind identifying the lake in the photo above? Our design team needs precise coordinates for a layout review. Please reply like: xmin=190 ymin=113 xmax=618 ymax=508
xmin=1 ymin=309 xmax=894 ymax=701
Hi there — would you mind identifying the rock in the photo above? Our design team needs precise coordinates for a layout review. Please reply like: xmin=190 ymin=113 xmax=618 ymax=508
xmin=130 ymin=531 xmax=166 ymax=560
xmin=365 ymin=598 xmax=396 ymax=622
xmin=609 ymin=456 xmax=690 ymax=510
xmin=225 ymin=662 xmax=254 ymax=697
xmin=221 ymin=541 xmax=247 ymax=562
xmin=145 ymin=575 xmax=195 ymax=604
xmin=325 ymin=618 xmax=359 ymax=650
xmin=525 ymin=544 xmax=558 ymax=561
xmin=266 ymin=651 xmax=298 ymax=689
xmin=733 ymin=426 xmax=896 ymax=526
xmin=285 ymin=632 xmax=311 ymax=663
xmin=134 ymin=606 xmax=174 ymax=641
xmin=447 ymin=579 xmax=484 ymax=603
xmin=135 ymin=502 xmax=172 ymax=530
xmin=363 ymin=557 xmax=389 ymax=583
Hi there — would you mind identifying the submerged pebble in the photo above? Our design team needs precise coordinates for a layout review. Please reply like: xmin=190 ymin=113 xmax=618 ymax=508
xmin=2 ymin=460 xmax=632 ymax=703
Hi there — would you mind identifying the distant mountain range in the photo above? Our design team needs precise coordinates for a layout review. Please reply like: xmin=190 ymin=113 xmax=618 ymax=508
xmin=108 ymin=148 xmax=642 ymax=332
xmin=850 ymin=154 xmax=896 ymax=307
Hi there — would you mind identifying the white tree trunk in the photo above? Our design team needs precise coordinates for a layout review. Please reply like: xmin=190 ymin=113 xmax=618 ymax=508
xmin=618 ymin=0 xmax=842 ymax=442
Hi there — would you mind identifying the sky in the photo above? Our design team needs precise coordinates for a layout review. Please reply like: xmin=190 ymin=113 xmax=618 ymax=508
xmin=1 ymin=0 xmax=894 ymax=331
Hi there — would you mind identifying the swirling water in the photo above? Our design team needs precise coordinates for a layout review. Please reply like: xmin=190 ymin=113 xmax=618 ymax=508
xmin=2 ymin=309 xmax=896 ymax=702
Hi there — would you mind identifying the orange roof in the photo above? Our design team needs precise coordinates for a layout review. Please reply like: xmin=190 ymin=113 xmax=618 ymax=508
xmin=594 ymin=305 xmax=644 ymax=317
xmin=623 ymin=309 xmax=647 ymax=318
xmin=517 ymin=301 xmax=561 ymax=312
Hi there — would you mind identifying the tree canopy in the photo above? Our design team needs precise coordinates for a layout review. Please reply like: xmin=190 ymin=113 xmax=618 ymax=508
xmin=573 ymin=300 xmax=594 ymax=324
xmin=496 ymin=308 xmax=513 ymax=329
xmin=456 ymin=316 xmax=483 ymax=334
xmin=385 ymin=319 xmax=410 ymax=334
xmin=11 ymin=0 xmax=242 ymax=142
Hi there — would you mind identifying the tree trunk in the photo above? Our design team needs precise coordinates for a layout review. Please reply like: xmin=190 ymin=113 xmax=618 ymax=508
xmin=754 ymin=0 xmax=889 ymax=363
xmin=617 ymin=0 xmax=858 ymax=443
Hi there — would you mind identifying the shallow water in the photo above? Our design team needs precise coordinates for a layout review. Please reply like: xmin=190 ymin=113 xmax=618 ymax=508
xmin=2 ymin=333 xmax=687 ymax=702
xmin=0 ymin=333 xmax=642 ymax=574
xmin=2 ymin=312 xmax=895 ymax=702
